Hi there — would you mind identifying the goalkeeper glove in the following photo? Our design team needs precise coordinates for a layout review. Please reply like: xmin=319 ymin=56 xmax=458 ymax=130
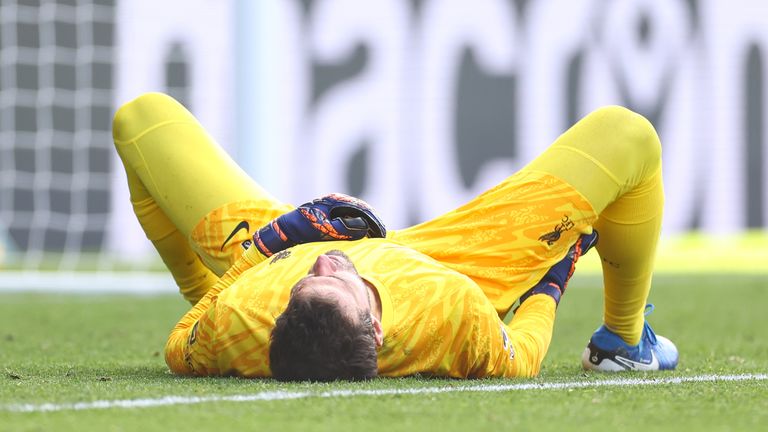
xmin=253 ymin=193 xmax=387 ymax=257
xmin=518 ymin=230 xmax=599 ymax=307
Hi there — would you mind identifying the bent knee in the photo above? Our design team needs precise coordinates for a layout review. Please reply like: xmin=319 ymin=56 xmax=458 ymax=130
xmin=112 ymin=92 xmax=188 ymax=143
xmin=589 ymin=106 xmax=662 ymax=174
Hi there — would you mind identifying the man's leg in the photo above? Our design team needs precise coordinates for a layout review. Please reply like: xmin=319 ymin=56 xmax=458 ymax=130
xmin=394 ymin=105 xmax=662 ymax=348
xmin=113 ymin=93 xmax=291 ymax=303
xmin=120 ymin=166 xmax=219 ymax=304
xmin=525 ymin=106 xmax=663 ymax=345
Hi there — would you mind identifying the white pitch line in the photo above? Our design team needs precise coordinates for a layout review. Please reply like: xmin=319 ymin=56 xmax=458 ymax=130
xmin=0 ymin=271 xmax=176 ymax=294
xmin=3 ymin=373 xmax=766 ymax=413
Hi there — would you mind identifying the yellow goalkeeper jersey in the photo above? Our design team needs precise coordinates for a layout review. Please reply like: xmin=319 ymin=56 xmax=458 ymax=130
xmin=165 ymin=237 xmax=556 ymax=378
xmin=165 ymin=170 xmax=596 ymax=379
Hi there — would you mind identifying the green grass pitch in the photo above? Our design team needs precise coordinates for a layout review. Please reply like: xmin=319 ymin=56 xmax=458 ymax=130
xmin=1 ymin=273 xmax=766 ymax=431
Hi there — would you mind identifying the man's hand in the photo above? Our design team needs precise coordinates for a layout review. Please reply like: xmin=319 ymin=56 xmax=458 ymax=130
xmin=253 ymin=193 xmax=387 ymax=257
xmin=519 ymin=230 xmax=599 ymax=307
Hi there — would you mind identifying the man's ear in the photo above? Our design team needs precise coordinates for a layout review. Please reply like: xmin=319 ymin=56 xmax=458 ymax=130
xmin=371 ymin=315 xmax=384 ymax=347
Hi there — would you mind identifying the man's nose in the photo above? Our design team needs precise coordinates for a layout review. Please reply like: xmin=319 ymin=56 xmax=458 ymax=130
xmin=311 ymin=254 xmax=336 ymax=276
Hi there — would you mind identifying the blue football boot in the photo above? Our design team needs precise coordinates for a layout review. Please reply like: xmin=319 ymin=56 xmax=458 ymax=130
xmin=582 ymin=305 xmax=678 ymax=371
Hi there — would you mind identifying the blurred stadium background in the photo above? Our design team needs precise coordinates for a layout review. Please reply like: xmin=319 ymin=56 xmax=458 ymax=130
xmin=1 ymin=0 xmax=767 ymax=289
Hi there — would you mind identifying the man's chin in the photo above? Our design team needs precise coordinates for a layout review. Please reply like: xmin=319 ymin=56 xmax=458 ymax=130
xmin=323 ymin=250 xmax=357 ymax=273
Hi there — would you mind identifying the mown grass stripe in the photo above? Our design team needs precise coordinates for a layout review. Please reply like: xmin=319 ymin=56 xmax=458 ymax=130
xmin=4 ymin=373 xmax=765 ymax=413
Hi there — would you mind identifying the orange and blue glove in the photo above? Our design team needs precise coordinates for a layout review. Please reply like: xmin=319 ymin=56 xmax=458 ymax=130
xmin=253 ymin=193 xmax=387 ymax=257
xmin=518 ymin=230 xmax=599 ymax=307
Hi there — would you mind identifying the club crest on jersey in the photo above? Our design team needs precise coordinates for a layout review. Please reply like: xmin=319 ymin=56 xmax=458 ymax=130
xmin=270 ymin=250 xmax=292 ymax=264
xmin=538 ymin=215 xmax=574 ymax=245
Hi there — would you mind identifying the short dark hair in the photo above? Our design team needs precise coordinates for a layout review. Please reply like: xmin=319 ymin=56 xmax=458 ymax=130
xmin=269 ymin=295 xmax=378 ymax=381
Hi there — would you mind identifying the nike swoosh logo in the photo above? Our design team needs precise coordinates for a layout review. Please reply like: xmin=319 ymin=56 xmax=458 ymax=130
xmin=613 ymin=353 xmax=659 ymax=371
xmin=220 ymin=220 xmax=250 ymax=251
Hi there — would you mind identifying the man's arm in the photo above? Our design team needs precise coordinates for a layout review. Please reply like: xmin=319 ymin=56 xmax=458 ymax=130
xmin=165 ymin=245 xmax=264 ymax=375
xmin=502 ymin=294 xmax=558 ymax=377
xmin=495 ymin=231 xmax=599 ymax=377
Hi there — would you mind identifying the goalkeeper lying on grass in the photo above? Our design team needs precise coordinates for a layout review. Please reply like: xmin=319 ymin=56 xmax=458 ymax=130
xmin=113 ymin=93 xmax=678 ymax=381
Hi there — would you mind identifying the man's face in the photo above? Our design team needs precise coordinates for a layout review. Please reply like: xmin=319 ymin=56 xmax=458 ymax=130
xmin=290 ymin=250 xmax=370 ymax=319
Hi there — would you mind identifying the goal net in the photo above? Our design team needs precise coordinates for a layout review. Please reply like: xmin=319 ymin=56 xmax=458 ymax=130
xmin=0 ymin=0 xmax=236 ymax=293
xmin=0 ymin=0 xmax=120 ymax=271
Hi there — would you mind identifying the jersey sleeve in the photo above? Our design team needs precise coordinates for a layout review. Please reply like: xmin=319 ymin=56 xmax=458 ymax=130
xmin=164 ymin=245 xmax=266 ymax=375
xmin=502 ymin=294 xmax=557 ymax=377
xmin=466 ymin=293 xmax=557 ymax=378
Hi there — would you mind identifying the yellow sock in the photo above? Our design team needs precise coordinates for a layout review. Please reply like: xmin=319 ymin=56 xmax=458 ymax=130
xmin=594 ymin=170 xmax=663 ymax=344
xmin=525 ymin=106 xmax=663 ymax=345
xmin=112 ymin=93 xmax=273 ymax=232
xmin=112 ymin=93 xmax=274 ymax=303
xmin=118 ymin=152 xmax=218 ymax=305
xmin=112 ymin=92 xmax=287 ymax=279
xmin=132 ymin=195 xmax=219 ymax=305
